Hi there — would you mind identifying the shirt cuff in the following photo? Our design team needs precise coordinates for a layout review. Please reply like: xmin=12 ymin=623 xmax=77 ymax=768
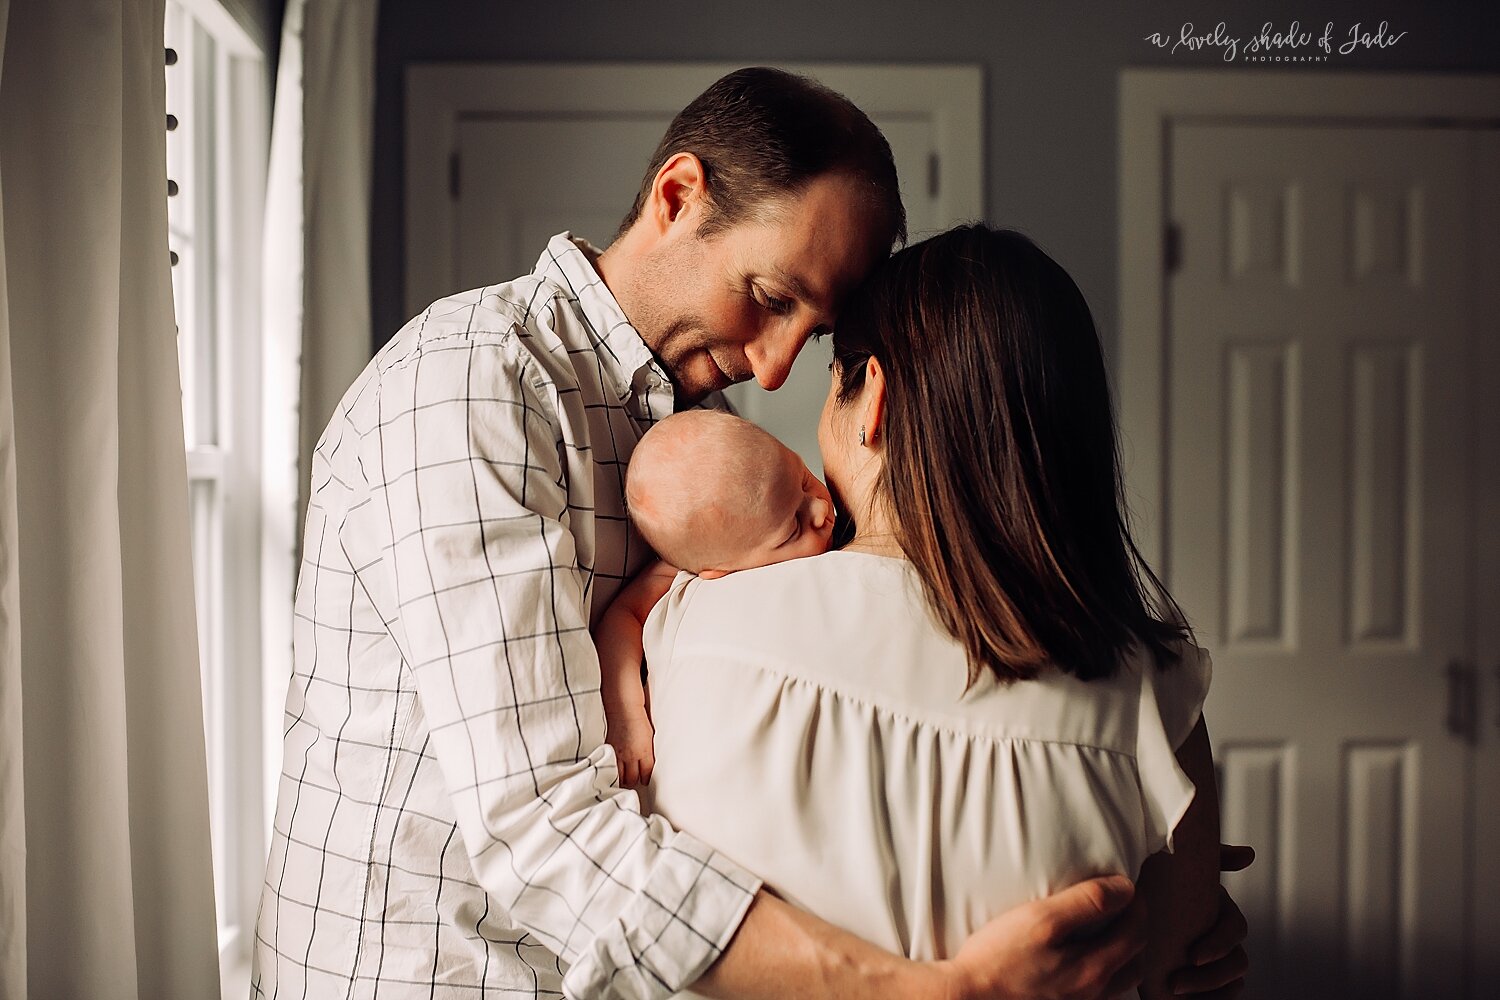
xmin=561 ymin=834 xmax=762 ymax=1000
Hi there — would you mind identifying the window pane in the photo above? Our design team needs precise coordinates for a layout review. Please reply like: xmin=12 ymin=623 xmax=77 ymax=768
xmin=190 ymin=475 xmax=231 ymax=936
xmin=165 ymin=3 xmax=195 ymax=236
xmin=166 ymin=1 xmax=196 ymax=445
xmin=171 ymin=240 xmax=195 ymax=423
xmin=191 ymin=19 xmax=218 ymax=447
xmin=168 ymin=0 xmax=270 ymax=968
xmin=167 ymin=5 xmax=220 ymax=449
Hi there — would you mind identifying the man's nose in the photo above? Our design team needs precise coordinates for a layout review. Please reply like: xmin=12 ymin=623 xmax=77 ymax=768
xmin=746 ymin=326 xmax=811 ymax=391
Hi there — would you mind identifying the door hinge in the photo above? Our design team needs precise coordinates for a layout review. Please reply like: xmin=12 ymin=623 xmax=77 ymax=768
xmin=928 ymin=152 xmax=940 ymax=199
xmin=1493 ymin=660 xmax=1500 ymax=732
xmin=449 ymin=151 xmax=461 ymax=200
xmin=1446 ymin=659 xmax=1478 ymax=743
xmin=1165 ymin=222 xmax=1182 ymax=273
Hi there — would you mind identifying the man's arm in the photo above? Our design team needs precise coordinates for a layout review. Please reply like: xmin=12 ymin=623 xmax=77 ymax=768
xmin=364 ymin=338 xmax=760 ymax=1000
xmin=594 ymin=560 xmax=679 ymax=787
xmin=695 ymin=877 xmax=1150 ymax=1000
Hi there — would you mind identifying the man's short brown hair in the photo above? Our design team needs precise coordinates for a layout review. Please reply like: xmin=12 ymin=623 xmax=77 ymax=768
xmin=617 ymin=67 xmax=906 ymax=249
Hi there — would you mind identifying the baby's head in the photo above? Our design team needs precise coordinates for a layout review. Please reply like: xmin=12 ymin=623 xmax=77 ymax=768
xmin=626 ymin=410 xmax=835 ymax=578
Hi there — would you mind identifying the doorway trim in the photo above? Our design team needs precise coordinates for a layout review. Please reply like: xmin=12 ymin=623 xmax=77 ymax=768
xmin=1117 ymin=69 xmax=1500 ymax=567
xmin=404 ymin=62 xmax=983 ymax=317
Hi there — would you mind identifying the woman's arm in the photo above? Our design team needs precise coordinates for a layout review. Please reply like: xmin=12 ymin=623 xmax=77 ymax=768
xmin=1169 ymin=848 xmax=1251 ymax=997
xmin=1135 ymin=716 xmax=1223 ymax=999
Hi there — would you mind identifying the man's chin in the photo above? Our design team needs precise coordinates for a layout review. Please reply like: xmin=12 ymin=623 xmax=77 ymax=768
xmin=705 ymin=354 xmax=737 ymax=392
xmin=677 ymin=358 xmax=734 ymax=404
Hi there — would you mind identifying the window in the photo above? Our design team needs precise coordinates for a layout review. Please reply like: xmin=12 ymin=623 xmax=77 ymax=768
xmin=165 ymin=0 xmax=270 ymax=989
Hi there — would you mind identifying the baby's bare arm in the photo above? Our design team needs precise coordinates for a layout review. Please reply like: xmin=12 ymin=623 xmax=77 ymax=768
xmin=593 ymin=560 xmax=680 ymax=787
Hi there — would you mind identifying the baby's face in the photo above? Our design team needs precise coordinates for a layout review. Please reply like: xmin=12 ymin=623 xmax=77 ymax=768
xmin=704 ymin=445 xmax=835 ymax=577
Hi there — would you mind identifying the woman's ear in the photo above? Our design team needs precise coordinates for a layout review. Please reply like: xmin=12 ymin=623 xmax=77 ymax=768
xmin=647 ymin=152 xmax=708 ymax=233
xmin=862 ymin=356 xmax=888 ymax=446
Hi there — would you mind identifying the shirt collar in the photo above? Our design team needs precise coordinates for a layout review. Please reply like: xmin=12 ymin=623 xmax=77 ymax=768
xmin=533 ymin=232 xmax=669 ymax=405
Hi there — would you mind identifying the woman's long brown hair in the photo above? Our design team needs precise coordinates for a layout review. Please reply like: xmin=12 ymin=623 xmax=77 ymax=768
xmin=832 ymin=225 xmax=1188 ymax=683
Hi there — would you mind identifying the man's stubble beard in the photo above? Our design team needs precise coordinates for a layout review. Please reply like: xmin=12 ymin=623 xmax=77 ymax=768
xmin=629 ymin=239 xmax=715 ymax=402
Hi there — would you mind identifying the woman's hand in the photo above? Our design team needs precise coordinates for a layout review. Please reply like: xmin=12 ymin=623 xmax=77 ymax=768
xmin=1166 ymin=845 xmax=1253 ymax=998
xmin=936 ymin=875 xmax=1148 ymax=1000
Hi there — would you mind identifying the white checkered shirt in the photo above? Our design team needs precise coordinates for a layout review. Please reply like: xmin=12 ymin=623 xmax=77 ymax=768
xmin=251 ymin=234 xmax=761 ymax=999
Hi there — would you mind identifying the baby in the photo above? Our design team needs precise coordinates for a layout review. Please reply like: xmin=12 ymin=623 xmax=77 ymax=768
xmin=595 ymin=409 xmax=836 ymax=787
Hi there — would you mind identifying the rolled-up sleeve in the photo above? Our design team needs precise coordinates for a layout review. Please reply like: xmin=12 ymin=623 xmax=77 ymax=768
xmin=359 ymin=330 xmax=759 ymax=999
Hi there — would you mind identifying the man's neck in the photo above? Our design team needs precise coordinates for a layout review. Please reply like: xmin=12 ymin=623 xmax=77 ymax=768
xmin=593 ymin=230 xmax=635 ymax=299
xmin=578 ymin=239 xmax=606 ymax=277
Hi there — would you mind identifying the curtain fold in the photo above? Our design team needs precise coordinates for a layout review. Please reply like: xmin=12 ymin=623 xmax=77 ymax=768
xmin=259 ymin=0 xmax=380 ymax=848
xmin=0 ymin=0 xmax=220 ymax=995
xmin=298 ymin=0 xmax=380 ymax=518
xmin=0 ymin=0 xmax=22 ymax=990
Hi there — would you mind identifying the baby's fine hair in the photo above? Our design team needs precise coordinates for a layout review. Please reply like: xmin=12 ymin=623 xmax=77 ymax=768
xmin=625 ymin=410 xmax=787 ymax=571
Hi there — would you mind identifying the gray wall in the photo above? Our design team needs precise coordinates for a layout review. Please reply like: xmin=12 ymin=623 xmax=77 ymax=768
xmin=371 ymin=0 xmax=1500 ymax=359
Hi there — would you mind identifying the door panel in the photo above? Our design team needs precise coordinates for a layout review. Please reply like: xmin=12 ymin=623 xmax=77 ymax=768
xmin=456 ymin=116 xmax=665 ymax=286
xmin=1168 ymin=124 xmax=1479 ymax=999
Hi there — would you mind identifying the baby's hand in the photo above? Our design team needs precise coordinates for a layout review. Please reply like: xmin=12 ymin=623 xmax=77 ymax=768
xmin=607 ymin=712 xmax=656 ymax=788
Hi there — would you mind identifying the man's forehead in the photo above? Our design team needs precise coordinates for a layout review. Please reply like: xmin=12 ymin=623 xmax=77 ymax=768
xmin=760 ymin=232 xmax=885 ymax=305
xmin=763 ymin=263 xmax=844 ymax=314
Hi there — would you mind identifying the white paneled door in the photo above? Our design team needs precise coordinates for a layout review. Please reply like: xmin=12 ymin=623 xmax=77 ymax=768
xmin=1473 ymin=127 xmax=1500 ymax=1000
xmin=1167 ymin=124 xmax=1489 ymax=1000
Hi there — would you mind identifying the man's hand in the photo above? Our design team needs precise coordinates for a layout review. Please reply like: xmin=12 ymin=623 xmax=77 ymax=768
xmin=1168 ymin=845 xmax=1253 ymax=999
xmin=937 ymin=875 xmax=1148 ymax=1000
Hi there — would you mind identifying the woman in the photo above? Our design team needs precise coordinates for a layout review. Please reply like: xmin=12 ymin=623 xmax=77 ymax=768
xmin=641 ymin=225 xmax=1223 ymax=997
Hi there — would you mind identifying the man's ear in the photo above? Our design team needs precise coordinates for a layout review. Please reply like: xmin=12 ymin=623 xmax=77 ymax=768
xmin=697 ymin=567 xmax=729 ymax=580
xmin=862 ymin=356 xmax=888 ymax=445
xmin=647 ymin=152 xmax=709 ymax=234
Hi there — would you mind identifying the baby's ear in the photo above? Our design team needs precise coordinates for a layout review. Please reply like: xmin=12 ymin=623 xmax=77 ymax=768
xmin=697 ymin=568 xmax=729 ymax=580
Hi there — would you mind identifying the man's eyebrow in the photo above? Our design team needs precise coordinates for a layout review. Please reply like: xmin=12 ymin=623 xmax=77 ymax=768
xmin=766 ymin=267 xmax=826 ymax=308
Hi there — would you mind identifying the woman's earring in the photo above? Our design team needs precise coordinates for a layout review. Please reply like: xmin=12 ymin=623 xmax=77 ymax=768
xmin=858 ymin=426 xmax=866 ymax=447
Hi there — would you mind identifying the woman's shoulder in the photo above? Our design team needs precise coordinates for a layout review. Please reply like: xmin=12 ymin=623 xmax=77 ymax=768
xmin=649 ymin=550 xmax=952 ymax=693
xmin=703 ymin=547 xmax=909 ymax=597
xmin=651 ymin=552 xmax=1153 ymax=753
xmin=665 ymin=548 xmax=898 ymax=635
xmin=673 ymin=550 xmax=920 ymax=649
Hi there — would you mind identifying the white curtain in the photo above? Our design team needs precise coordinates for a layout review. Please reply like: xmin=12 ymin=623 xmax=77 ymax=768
xmin=300 ymin=0 xmax=380 ymax=488
xmin=260 ymin=0 xmax=379 ymax=831
xmin=0 ymin=0 xmax=220 ymax=996
xmin=263 ymin=0 xmax=379 ymax=537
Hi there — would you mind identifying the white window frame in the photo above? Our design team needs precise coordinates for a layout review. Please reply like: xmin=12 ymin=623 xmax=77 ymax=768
xmin=166 ymin=0 xmax=270 ymax=992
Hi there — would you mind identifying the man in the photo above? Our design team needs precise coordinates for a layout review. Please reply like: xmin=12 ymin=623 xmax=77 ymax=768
xmin=253 ymin=67 xmax=1248 ymax=999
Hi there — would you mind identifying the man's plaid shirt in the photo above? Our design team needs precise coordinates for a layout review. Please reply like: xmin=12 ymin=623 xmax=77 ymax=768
xmin=251 ymin=234 xmax=761 ymax=999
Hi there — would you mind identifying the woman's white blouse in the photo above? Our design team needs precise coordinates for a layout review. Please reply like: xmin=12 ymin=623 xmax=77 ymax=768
xmin=640 ymin=550 xmax=1210 ymax=967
